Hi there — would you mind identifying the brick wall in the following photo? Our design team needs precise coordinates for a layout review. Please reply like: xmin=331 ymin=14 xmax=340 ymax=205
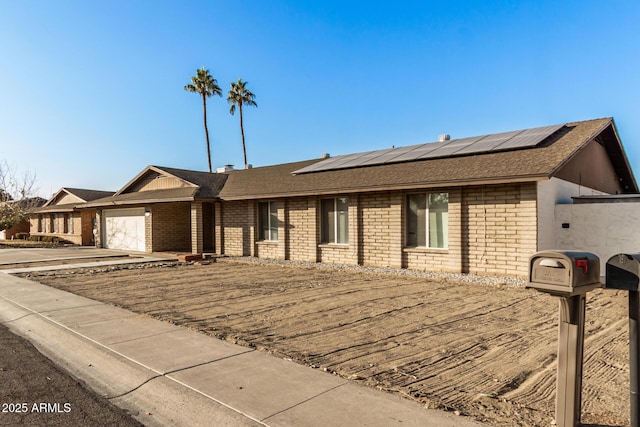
xmin=191 ymin=202 xmax=203 ymax=253
xmin=2 ymin=220 xmax=29 ymax=239
xmin=287 ymin=197 xmax=318 ymax=262
xmin=80 ymin=210 xmax=96 ymax=246
xmin=221 ymin=200 xmax=252 ymax=256
xmin=216 ymin=183 xmax=537 ymax=278
xmin=461 ymin=183 xmax=537 ymax=277
xmin=359 ymin=192 xmax=401 ymax=268
xmin=29 ymin=212 xmax=84 ymax=245
xmin=151 ymin=202 xmax=191 ymax=252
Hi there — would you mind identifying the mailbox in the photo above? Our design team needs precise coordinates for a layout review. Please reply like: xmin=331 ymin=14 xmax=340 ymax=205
xmin=605 ymin=253 xmax=640 ymax=427
xmin=606 ymin=253 xmax=640 ymax=291
xmin=528 ymin=251 xmax=601 ymax=296
xmin=528 ymin=250 xmax=601 ymax=427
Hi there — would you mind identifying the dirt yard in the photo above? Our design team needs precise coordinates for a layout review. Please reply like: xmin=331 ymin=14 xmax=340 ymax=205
xmin=21 ymin=259 xmax=632 ymax=427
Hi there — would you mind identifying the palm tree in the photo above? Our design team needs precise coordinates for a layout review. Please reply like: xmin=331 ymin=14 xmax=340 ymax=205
xmin=184 ymin=67 xmax=222 ymax=173
xmin=227 ymin=79 xmax=257 ymax=169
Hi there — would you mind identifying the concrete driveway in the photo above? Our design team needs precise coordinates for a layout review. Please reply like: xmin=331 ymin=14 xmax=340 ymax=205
xmin=0 ymin=247 xmax=176 ymax=273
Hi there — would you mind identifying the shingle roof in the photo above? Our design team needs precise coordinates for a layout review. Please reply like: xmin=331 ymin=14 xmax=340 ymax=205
xmin=64 ymin=188 xmax=115 ymax=202
xmin=35 ymin=188 xmax=115 ymax=213
xmin=82 ymin=166 xmax=228 ymax=208
xmin=152 ymin=166 xmax=228 ymax=198
xmin=218 ymin=118 xmax=636 ymax=200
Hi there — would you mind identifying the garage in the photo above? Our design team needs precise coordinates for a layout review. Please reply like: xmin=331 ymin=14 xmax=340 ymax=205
xmin=103 ymin=208 xmax=145 ymax=252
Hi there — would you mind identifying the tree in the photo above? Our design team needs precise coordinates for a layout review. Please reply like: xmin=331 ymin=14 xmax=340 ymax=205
xmin=227 ymin=78 xmax=257 ymax=169
xmin=184 ymin=67 xmax=222 ymax=173
xmin=0 ymin=161 xmax=38 ymax=231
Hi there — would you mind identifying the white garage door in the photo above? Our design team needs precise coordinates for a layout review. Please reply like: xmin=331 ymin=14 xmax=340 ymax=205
xmin=103 ymin=208 xmax=145 ymax=252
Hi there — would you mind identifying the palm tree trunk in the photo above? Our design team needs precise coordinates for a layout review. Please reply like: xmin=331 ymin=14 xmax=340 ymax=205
xmin=239 ymin=104 xmax=248 ymax=169
xmin=202 ymin=93 xmax=212 ymax=173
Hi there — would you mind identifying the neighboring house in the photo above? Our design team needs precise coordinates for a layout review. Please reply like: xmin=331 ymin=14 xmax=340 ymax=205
xmin=556 ymin=195 xmax=640 ymax=271
xmin=83 ymin=117 xmax=637 ymax=278
xmin=30 ymin=188 xmax=114 ymax=245
xmin=81 ymin=166 xmax=228 ymax=253
xmin=0 ymin=197 xmax=46 ymax=240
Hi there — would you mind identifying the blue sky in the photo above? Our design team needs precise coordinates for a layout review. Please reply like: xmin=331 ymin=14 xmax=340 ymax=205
xmin=1 ymin=1 xmax=639 ymax=197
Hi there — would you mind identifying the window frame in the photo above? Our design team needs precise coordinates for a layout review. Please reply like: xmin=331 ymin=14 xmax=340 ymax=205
xmin=64 ymin=213 xmax=74 ymax=234
xmin=405 ymin=192 xmax=449 ymax=249
xmin=320 ymin=197 xmax=349 ymax=245
xmin=258 ymin=201 xmax=278 ymax=242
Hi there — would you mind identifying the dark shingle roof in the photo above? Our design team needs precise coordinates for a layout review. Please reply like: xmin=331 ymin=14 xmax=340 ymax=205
xmin=218 ymin=118 xmax=635 ymax=200
xmin=82 ymin=166 xmax=228 ymax=208
xmin=35 ymin=188 xmax=114 ymax=213
xmin=64 ymin=188 xmax=115 ymax=202
xmin=152 ymin=166 xmax=228 ymax=198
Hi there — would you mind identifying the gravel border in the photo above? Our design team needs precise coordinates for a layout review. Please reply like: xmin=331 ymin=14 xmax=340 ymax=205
xmin=219 ymin=256 xmax=527 ymax=287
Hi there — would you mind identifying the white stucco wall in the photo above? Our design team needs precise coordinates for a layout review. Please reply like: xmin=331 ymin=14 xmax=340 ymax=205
xmin=555 ymin=202 xmax=640 ymax=271
xmin=537 ymin=178 xmax=607 ymax=251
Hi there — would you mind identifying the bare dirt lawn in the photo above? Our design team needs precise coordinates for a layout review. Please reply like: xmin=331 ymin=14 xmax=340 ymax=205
xmin=21 ymin=259 xmax=631 ymax=427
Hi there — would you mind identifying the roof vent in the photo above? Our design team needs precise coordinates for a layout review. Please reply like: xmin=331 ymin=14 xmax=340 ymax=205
xmin=321 ymin=153 xmax=331 ymax=159
xmin=438 ymin=134 xmax=451 ymax=142
xmin=216 ymin=164 xmax=234 ymax=173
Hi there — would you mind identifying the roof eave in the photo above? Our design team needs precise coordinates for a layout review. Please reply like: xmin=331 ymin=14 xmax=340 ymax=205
xmin=80 ymin=195 xmax=220 ymax=208
xmin=114 ymin=166 xmax=199 ymax=196
xmin=220 ymin=175 xmax=548 ymax=201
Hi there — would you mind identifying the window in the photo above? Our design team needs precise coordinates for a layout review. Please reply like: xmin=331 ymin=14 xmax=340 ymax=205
xmin=51 ymin=214 xmax=58 ymax=233
xmin=406 ymin=193 xmax=448 ymax=248
xmin=258 ymin=201 xmax=278 ymax=241
xmin=64 ymin=213 xmax=74 ymax=234
xmin=38 ymin=215 xmax=45 ymax=232
xmin=321 ymin=197 xmax=348 ymax=244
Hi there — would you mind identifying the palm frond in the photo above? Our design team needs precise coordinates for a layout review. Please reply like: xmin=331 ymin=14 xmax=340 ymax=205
xmin=226 ymin=78 xmax=258 ymax=112
xmin=184 ymin=66 xmax=222 ymax=98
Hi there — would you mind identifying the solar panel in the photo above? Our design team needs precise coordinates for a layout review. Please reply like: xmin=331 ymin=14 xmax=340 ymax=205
xmin=292 ymin=123 xmax=564 ymax=174
xmin=453 ymin=131 xmax=523 ymax=155
xmin=419 ymin=136 xmax=484 ymax=159
xmin=493 ymin=124 xmax=564 ymax=151
xmin=384 ymin=141 xmax=448 ymax=163
xmin=314 ymin=151 xmax=376 ymax=170
xmin=335 ymin=148 xmax=395 ymax=169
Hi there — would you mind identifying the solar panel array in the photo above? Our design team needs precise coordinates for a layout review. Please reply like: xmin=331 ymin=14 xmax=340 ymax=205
xmin=293 ymin=123 xmax=564 ymax=174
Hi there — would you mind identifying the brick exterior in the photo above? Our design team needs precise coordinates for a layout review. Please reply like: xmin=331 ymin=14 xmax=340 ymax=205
xmin=151 ymin=203 xmax=191 ymax=252
xmin=287 ymin=198 xmax=318 ymax=262
xmin=89 ymin=183 xmax=538 ymax=277
xmin=221 ymin=200 xmax=252 ymax=256
xmin=29 ymin=211 xmax=93 ymax=245
xmin=214 ymin=183 xmax=538 ymax=278
xmin=2 ymin=220 xmax=29 ymax=239
xmin=191 ymin=202 xmax=203 ymax=254
xmin=461 ymin=183 xmax=537 ymax=277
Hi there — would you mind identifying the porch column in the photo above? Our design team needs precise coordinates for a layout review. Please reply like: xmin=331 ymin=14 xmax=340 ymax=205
xmin=308 ymin=197 xmax=319 ymax=262
xmin=389 ymin=193 xmax=403 ymax=269
xmin=95 ymin=209 xmax=103 ymax=248
xmin=191 ymin=202 xmax=203 ymax=254
xmin=215 ymin=202 xmax=223 ymax=255
xmin=247 ymin=202 xmax=255 ymax=257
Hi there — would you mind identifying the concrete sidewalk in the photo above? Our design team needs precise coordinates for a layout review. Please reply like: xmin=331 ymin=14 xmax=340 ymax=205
xmin=0 ymin=273 xmax=485 ymax=427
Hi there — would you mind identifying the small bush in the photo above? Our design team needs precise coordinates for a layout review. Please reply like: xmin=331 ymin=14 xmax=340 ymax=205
xmin=26 ymin=235 xmax=72 ymax=245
